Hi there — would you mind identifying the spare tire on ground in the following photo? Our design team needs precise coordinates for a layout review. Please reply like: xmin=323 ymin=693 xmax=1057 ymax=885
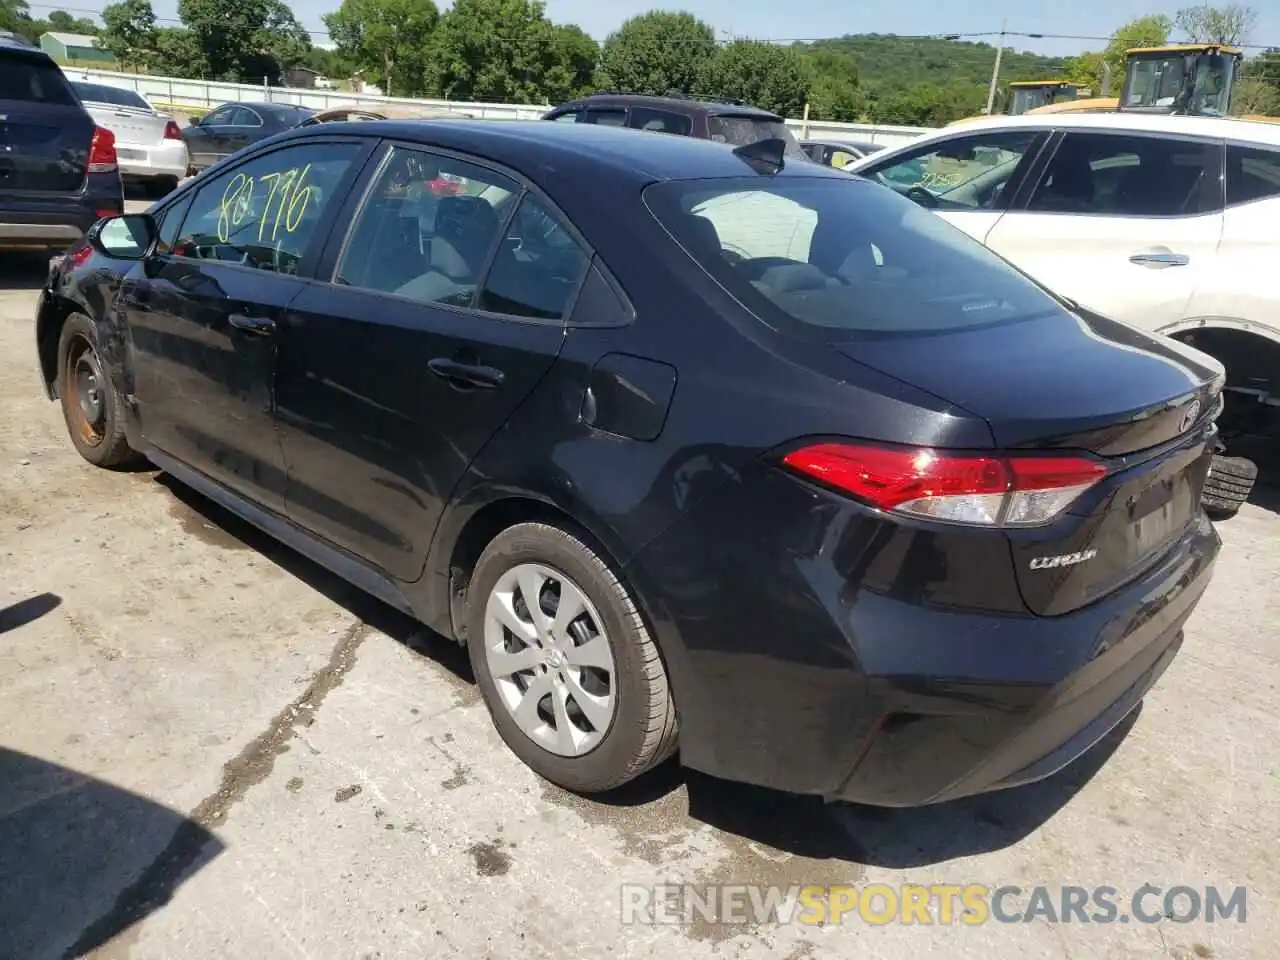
xmin=1203 ymin=455 xmax=1258 ymax=519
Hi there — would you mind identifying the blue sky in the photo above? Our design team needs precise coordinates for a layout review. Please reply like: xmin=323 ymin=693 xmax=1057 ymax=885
xmin=38 ymin=0 xmax=1280 ymax=57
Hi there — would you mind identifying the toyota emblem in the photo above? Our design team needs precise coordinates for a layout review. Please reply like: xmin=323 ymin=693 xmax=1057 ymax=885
xmin=1180 ymin=399 xmax=1201 ymax=433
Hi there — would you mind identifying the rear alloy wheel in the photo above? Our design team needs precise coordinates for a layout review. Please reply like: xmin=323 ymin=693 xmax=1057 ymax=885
xmin=57 ymin=313 xmax=139 ymax=469
xmin=466 ymin=522 xmax=678 ymax=793
xmin=1203 ymin=454 xmax=1257 ymax=519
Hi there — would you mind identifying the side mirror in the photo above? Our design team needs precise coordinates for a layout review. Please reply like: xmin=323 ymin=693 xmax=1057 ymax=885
xmin=90 ymin=214 xmax=157 ymax=260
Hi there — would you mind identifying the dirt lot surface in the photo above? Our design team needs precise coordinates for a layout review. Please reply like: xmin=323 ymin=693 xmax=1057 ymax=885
xmin=1 ymin=211 xmax=1277 ymax=958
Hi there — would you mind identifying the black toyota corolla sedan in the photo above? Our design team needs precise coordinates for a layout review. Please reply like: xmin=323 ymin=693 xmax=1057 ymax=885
xmin=34 ymin=119 xmax=1223 ymax=806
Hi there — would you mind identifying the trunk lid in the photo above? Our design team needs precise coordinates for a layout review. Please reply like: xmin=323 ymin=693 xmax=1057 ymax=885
xmin=838 ymin=307 xmax=1223 ymax=616
xmin=0 ymin=53 xmax=93 ymax=195
xmin=82 ymin=102 xmax=169 ymax=148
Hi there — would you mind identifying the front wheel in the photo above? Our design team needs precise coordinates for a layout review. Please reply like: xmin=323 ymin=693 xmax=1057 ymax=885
xmin=466 ymin=522 xmax=678 ymax=794
xmin=57 ymin=313 xmax=140 ymax=469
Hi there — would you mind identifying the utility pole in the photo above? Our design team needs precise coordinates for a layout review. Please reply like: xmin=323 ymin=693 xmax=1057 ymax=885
xmin=985 ymin=20 xmax=1006 ymax=115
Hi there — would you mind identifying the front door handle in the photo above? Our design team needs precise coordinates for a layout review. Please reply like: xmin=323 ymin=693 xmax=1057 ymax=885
xmin=428 ymin=357 xmax=505 ymax=390
xmin=1129 ymin=252 xmax=1190 ymax=268
xmin=229 ymin=313 xmax=276 ymax=336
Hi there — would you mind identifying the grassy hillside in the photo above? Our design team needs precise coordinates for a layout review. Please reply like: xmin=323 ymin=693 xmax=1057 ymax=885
xmin=796 ymin=34 xmax=1070 ymax=125
xmin=805 ymin=34 xmax=1068 ymax=89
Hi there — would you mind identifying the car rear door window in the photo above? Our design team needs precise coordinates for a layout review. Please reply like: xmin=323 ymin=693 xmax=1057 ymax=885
xmin=171 ymin=141 xmax=361 ymax=274
xmin=583 ymin=108 xmax=627 ymax=126
xmin=627 ymin=107 xmax=692 ymax=136
xmin=1027 ymin=132 xmax=1222 ymax=217
xmin=0 ymin=54 xmax=78 ymax=105
xmin=861 ymin=130 xmax=1042 ymax=210
xmin=1226 ymin=144 xmax=1280 ymax=206
xmin=335 ymin=146 xmax=518 ymax=307
xmin=228 ymin=106 xmax=263 ymax=127
xmin=477 ymin=194 xmax=589 ymax=319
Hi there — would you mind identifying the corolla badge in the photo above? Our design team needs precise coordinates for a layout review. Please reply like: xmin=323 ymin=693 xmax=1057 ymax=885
xmin=1180 ymin=399 xmax=1201 ymax=433
xmin=1029 ymin=548 xmax=1098 ymax=570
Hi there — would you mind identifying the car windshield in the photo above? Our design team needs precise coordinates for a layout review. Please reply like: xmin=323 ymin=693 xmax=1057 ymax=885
xmin=708 ymin=115 xmax=807 ymax=159
xmin=644 ymin=176 xmax=1064 ymax=341
xmin=72 ymin=82 xmax=151 ymax=110
xmin=0 ymin=55 xmax=78 ymax=105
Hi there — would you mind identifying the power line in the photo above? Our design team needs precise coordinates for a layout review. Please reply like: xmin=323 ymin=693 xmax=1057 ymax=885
xmin=19 ymin=4 xmax=1280 ymax=52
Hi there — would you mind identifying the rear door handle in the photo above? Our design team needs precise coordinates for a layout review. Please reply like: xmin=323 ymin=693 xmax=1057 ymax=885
xmin=229 ymin=313 xmax=276 ymax=336
xmin=1129 ymin=252 xmax=1190 ymax=268
xmin=428 ymin=357 xmax=505 ymax=390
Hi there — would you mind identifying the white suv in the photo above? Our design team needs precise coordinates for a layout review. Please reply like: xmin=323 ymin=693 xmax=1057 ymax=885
xmin=846 ymin=111 xmax=1280 ymax=516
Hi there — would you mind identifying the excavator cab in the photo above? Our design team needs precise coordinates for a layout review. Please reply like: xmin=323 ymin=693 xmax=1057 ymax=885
xmin=1117 ymin=44 xmax=1242 ymax=116
xmin=1006 ymin=81 xmax=1087 ymax=116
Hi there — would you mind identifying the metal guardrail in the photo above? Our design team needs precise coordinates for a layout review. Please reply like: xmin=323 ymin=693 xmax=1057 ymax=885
xmin=62 ymin=66 xmax=936 ymax=148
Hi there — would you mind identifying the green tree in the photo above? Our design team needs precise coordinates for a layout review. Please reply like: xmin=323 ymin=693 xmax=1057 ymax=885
xmin=178 ymin=0 xmax=310 ymax=83
xmin=597 ymin=10 xmax=717 ymax=96
xmin=47 ymin=10 xmax=100 ymax=33
xmin=804 ymin=47 xmax=862 ymax=121
xmin=0 ymin=0 xmax=30 ymax=33
xmin=542 ymin=23 xmax=599 ymax=102
xmin=100 ymin=0 xmax=156 ymax=67
xmin=149 ymin=26 xmax=207 ymax=76
xmin=696 ymin=40 xmax=810 ymax=117
xmin=1175 ymin=4 xmax=1257 ymax=45
xmin=323 ymin=0 xmax=438 ymax=97
xmin=427 ymin=0 xmax=570 ymax=103
xmin=1236 ymin=47 xmax=1280 ymax=115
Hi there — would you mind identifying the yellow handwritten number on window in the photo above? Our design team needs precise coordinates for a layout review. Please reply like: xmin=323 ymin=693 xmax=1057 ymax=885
xmin=217 ymin=165 xmax=316 ymax=246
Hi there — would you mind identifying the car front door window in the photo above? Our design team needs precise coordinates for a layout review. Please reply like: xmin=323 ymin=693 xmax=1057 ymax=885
xmin=865 ymin=131 xmax=1042 ymax=210
xmin=173 ymin=141 xmax=363 ymax=274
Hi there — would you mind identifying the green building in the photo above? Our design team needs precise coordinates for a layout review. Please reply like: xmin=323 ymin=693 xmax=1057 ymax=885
xmin=38 ymin=32 xmax=115 ymax=65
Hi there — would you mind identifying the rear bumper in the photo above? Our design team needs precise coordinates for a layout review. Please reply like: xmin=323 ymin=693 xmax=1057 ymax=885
xmin=0 ymin=177 xmax=121 ymax=249
xmin=627 ymin=472 xmax=1221 ymax=807
xmin=117 ymin=140 xmax=189 ymax=181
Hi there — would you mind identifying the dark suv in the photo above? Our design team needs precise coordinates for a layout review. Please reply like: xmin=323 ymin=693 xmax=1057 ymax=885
xmin=0 ymin=36 xmax=123 ymax=252
xmin=542 ymin=92 xmax=809 ymax=159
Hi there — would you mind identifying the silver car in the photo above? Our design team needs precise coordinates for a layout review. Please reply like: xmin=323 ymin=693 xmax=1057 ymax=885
xmin=70 ymin=80 xmax=189 ymax=196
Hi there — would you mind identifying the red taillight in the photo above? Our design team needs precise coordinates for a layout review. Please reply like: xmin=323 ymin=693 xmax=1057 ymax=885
xmin=781 ymin=442 xmax=1107 ymax=527
xmin=68 ymin=245 xmax=93 ymax=269
xmin=164 ymin=120 xmax=182 ymax=140
xmin=88 ymin=127 xmax=118 ymax=173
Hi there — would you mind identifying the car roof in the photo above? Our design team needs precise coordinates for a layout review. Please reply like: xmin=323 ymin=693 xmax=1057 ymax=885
xmin=288 ymin=118 xmax=845 ymax=187
xmin=552 ymin=93 xmax=782 ymax=120
xmin=858 ymin=111 xmax=1280 ymax=154
xmin=220 ymin=101 xmax=312 ymax=115
xmin=0 ymin=33 xmax=52 ymax=59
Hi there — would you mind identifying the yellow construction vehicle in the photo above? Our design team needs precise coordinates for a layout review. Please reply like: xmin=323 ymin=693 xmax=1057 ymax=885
xmin=1024 ymin=42 xmax=1278 ymax=122
xmin=1005 ymin=80 xmax=1088 ymax=115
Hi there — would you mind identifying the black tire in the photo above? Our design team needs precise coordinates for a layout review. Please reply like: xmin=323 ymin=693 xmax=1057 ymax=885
xmin=1203 ymin=454 xmax=1257 ymax=519
xmin=56 ymin=313 xmax=140 ymax=469
xmin=465 ymin=522 xmax=678 ymax=794
xmin=151 ymin=175 xmax=179 ymax=198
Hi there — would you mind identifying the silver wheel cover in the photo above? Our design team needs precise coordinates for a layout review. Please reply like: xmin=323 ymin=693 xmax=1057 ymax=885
xmin=483 ymin=562 xmax=618 ymax=756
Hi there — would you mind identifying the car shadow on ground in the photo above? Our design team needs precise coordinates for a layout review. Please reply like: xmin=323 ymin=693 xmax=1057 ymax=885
xmin=155 ymin=472 xmax=1133 ymax=871
xmin=0 ymin=747 xmax=225 ymax=960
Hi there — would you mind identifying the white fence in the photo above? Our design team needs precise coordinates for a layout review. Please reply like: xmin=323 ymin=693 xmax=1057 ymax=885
xmin=62 ymin=66 xmax=934 ymax=148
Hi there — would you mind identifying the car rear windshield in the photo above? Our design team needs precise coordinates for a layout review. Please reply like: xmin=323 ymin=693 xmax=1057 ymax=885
xmin=644 ymin=176 xmax=1065 ymax=341
xmin=708 ymin=114 xmax=807 ymax=159
xmin=72 ymin=81 xmax=150 ymax=110
xmin=0 ymin=55 xmax=77 ymax=105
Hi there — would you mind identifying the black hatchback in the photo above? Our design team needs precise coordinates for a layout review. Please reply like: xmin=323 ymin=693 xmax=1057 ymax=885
xmin=34 ymin=119 xmax=1223 ymax=805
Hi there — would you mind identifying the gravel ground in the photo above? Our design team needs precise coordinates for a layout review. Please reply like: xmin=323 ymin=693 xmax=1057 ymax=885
xmin=1 ymin=235 xmax=1277 ymax=959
